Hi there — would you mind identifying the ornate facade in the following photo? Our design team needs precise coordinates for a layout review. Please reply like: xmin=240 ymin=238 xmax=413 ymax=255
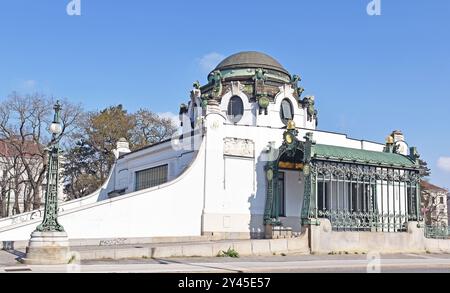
xmin=0 ymin=52 xmax=427 ymax=246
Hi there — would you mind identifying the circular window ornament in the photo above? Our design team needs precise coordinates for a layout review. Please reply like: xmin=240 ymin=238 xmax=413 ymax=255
xmin=258 ymin=96 xmax=270 ymax=109
xmin=284 ymin=133 xmax=294 ymax=144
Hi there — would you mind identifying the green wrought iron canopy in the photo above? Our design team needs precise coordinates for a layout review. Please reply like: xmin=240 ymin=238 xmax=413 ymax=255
xmin=264 ymin=122 xmax=422 ymax=231
xmin=311 ymin=144 xmax=417 ymax=169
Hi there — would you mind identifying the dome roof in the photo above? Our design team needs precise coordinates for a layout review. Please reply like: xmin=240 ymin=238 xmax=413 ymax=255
xmin=214 ymin=51 xmax=290 ymax=76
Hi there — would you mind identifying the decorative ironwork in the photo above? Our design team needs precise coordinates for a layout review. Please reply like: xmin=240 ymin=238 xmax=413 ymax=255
xmin=264 ymin=162 xmax=277 ymax=224
xmin=264 ymin=129 xmax=422 ymax=233
xmin=264 ymin=122 xmax=309 ymax=224
xmin=315 ymin=161 xmax=421 ymax=182
xmin=424 ymin=225 xmax=449 ymax=239
xmin=317 ymin=210 xmax=415 ymax=232
xmin=35 ymin=102 xmax=65 ymax=233
xmin=314 ymin=160 xmax=421 ymax=232
xmin=301 ymin=133 xmax=316 ymax=222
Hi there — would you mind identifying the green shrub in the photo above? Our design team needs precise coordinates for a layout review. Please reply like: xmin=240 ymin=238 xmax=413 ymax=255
xmin=217 ymin=248 xmax=240 ymax=258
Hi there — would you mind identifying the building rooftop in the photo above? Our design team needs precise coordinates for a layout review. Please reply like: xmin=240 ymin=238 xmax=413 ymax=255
xmin=214 ymin=51 xmax=290 ymax=76
xmin=312 ymin=144 xmax=417 ymax=168
xmin=0 ymin=139 xmax=42 ymax=158
xmin=421 ymin=181 xmax=448 ymax=193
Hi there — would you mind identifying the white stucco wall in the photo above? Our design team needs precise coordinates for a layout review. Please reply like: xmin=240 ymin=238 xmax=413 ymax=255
xmin=0 ymin=139 xmax=206 ymax=241
xmin=0 ymin=93 xmax=394 ymax=242
xmin=200 ymin=101 xmax=387 ymax=238
xmin=110 ymin=140 xmax=196 ymax=196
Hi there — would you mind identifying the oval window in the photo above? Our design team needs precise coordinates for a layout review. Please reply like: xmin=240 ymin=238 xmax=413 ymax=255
xmin=280 ymin=99 xmax=294 ymax=125
xmin=227 ymin=96 xmax=244 ymax=123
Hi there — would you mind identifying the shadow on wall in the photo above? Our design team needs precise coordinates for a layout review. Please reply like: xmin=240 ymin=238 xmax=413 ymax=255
xmin=248 ymin=193 xmax=264 ymax=239
xmin=247 ymin=152 xmax=273 ymax=239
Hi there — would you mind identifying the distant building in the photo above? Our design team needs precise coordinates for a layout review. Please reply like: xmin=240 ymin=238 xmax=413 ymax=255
xmin=421 ymin=181 xmax=448 ymax=227
xmin=0 ymin=139 xmax=64 ymax=217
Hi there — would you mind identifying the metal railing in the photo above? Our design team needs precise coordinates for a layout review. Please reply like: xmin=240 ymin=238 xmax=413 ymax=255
xmin=317 ymin=210 xmax=416 ymax=232
xmin=424 ymin=225 xmax=449 ymax=239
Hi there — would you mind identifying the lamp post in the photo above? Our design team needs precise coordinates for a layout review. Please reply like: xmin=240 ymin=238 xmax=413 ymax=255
xmin=22 ymin=101 xmax=71 ymax=265
xmin=36 ymin=101 xmax=65 ymax=233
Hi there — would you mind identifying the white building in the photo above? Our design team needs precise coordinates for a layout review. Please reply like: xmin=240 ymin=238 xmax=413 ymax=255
xmin=421 ymin=181 xmax=448 ymax=227
xmin=0 ymin=140 xmax=65 ymax=218
xmin=0 ymin=52 xmax=423 ymax=243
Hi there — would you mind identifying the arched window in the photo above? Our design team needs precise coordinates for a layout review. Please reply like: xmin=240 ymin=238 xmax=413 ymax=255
xmin=227 ymin=96 xmax=244 ymax=123
xmin=280 ymin=99 xmax=294 ymax=125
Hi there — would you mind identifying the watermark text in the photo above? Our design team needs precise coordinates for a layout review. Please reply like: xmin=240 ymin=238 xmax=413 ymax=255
xmin=66 ymin=0 xmax=81 ymax=16
xmin=367 ymin=0 xmax=382 ymax=16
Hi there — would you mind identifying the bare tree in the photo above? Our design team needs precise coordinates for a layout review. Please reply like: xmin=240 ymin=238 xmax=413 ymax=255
xmin=63 ymin=106 xmax=177 ymax=200
xmin=0 ymin=93 xmax=83 ymax=213
xmin=0 ymin=154 xmax=24 ymax=216
xmin=133 ymin=109 xmax=177 ymax=149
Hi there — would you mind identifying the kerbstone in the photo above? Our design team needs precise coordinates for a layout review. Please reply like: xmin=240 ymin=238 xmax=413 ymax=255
xmin=287 ymin=238 xmax=309 ymax=253
xmin=151 ymin=246 xmax=183 ymax=258
xmin=115 ymin=248 xmax=149 ymax=259
xmin=232 ymin=241 xmax=252 ymax=256
xmin=94 ymin=249 xmax=115 ymax=260
xmin=251 ymin=240 xmax=271 ymax=256
xmin=182 ymin=244 xmax=214 ymax=257
xmin=269 ymin=239 xmax=288 ymax=254
xmin=79 ymin=250 xmax=96 ymax=260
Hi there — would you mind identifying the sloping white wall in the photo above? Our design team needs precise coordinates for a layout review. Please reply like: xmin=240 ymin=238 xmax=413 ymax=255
xmin=0 ymin=107 xmax=388 ymax=242
xmin=0 ymin=165 xmax=115 ymax=229
xmin=0 ymin=140 xmax=206 ymax=241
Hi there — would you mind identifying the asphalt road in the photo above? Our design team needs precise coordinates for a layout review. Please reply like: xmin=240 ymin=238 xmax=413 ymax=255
xmin=1 ymin=251 xmax=450 ymax=273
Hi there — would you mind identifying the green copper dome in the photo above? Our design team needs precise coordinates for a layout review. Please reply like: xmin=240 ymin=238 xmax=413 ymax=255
xmin=214 ymin=51 xmax=290 ymax=76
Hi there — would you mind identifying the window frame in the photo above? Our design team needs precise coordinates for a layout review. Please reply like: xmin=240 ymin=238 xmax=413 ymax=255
xmin=135 ymin=164 xmax=169 ymax=191
xmin=280 ymin=98 xmax=294 ymax=125
xmin=227 ymin=95 xmax=244 ymax=124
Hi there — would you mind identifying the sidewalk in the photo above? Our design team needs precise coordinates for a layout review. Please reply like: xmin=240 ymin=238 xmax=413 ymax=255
xmin=72 ymin=238 xmax=310 ymax=260
xmin=2 ymin=253 xmax=450 ymax=273
xmin=0 ymin=237 xmax=310 ymax=264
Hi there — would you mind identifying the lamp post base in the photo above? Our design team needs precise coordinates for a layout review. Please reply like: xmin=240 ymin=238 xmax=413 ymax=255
xmin=21 ymin=231 xmax=71 ymax=265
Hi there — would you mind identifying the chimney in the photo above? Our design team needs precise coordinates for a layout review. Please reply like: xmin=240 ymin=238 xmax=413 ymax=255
xmin=391 ymin=130 xmax=405 ymax=143
xmin=114 ymin=138 xmax=131 ymax=159
xmin=391 ymin=130 xmax=408 ymax=156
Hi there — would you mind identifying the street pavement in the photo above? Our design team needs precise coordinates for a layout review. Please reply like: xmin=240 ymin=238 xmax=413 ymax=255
xmin=1 ymin=250 xmax=450 ymax=273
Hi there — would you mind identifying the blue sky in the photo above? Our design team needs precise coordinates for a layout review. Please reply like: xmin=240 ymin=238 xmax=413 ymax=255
xmin=0 ymin=0 xmax=449 ymax=188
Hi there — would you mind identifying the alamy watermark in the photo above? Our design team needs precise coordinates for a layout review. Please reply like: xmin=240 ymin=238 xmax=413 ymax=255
xmin=67 ymin=0 xmax=81 ymax=16
xmin=366 ymin=251 xmax=381 ymax=273
xmin=66 ymin=251 xmax=82 ymax=273
xmin=65 ymin=1 xmax=380 ymax=17
xmin=367 ymin=0 xmax=382 ymax=16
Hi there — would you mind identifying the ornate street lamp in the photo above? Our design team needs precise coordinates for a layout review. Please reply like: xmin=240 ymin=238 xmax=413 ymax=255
xmin=36 ymin=101 xmax=65 ymax=233
xmin=22 ymin=101 xmax=71 ymax=265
